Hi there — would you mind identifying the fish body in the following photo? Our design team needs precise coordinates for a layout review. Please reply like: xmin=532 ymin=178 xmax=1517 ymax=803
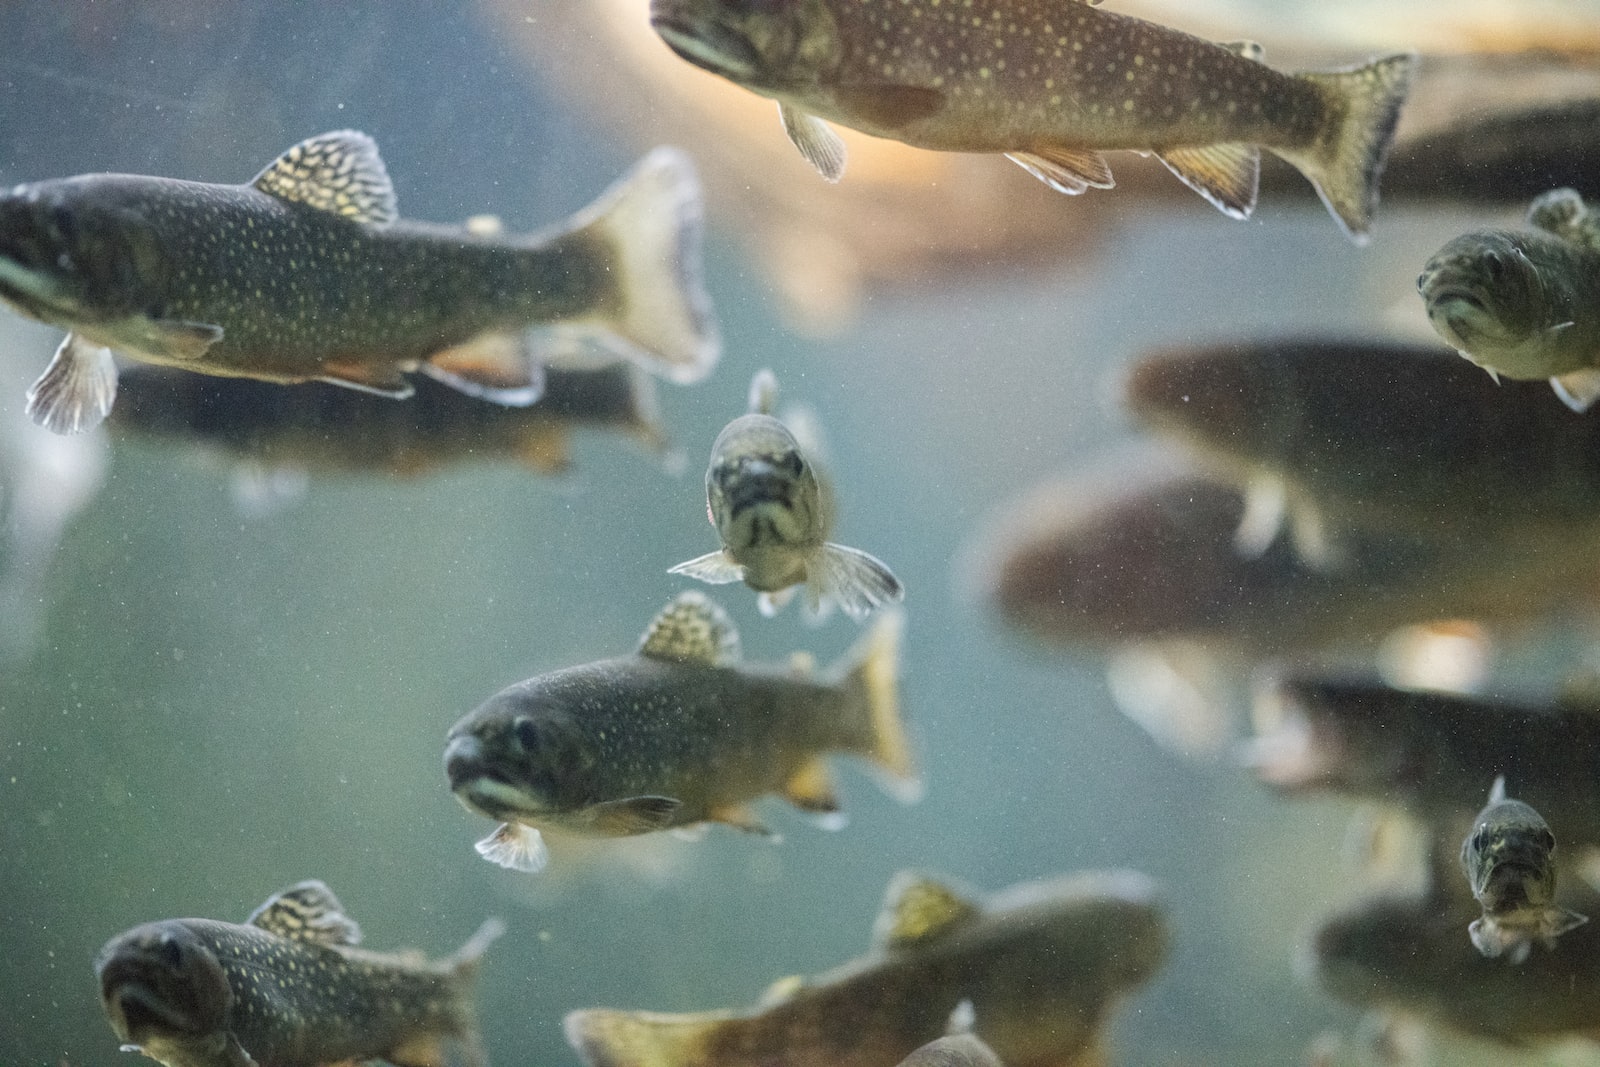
xmin=95 ymin=880 xmax=501 ymax=1067
xmin=0 ymin=131 xmax=718 ymax=433
xmin=1250 ymin=678 xmax=1600 ymax=850
xmin=1123 ymin=339 xmax=1600 ymax=558
xmin=109 ymin=361 xmax=666 ymax=477
xmin=1315 ymin=892 xmax=1600 ymax=1045
xmin=671 ymin=370 xmax=903 ymax=620
xmin=896 ymin=1033 xmax=1004 ymax=1067
xmin=1460 ymin=776 xmax=1588 ymax=962
xmin=565 ymin=869 xmax=1168 ymax=1067
xmin=1419 ymin=214 xmax=1600 ymax=411
xmin=444 ymin=591 xmax=916 ymax=872
xmin=649 ymin=0 xmax=1415 ymax=238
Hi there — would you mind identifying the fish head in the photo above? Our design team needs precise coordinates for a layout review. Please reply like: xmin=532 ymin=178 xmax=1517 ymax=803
xmin=0 ymin=176 xmax=171 ymax=329
xmin=1462 ymin=810 xmax=1557 ymax=907
xmin=649 ymin=0 xmax=841 ymax=93
xmin=1418 ymin=231 xmax=1550 ymax=374
xmin=705 ymin=412 xmax=823 ymax=554
xmin=445 ymin=689 xmax=595 ymax=823
xmin=95 ymin=920 xmax=232 ymax=1051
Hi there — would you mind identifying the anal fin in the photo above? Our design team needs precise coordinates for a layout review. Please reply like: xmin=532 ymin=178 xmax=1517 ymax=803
xmin=1006 ymin=148 xmax=1115 ymax=195
xmin=707 ymin=803 xmax=777 ymax=838
xmin=1551 ymin=367 xmax=1600 ymax=412
xmin=782 ymin=759 xmax=841 ymax=816
xmin=423 ymin=331 xmax=544 ymax=407
xmin=1157 ymin=143 xmax=1260 ymax=219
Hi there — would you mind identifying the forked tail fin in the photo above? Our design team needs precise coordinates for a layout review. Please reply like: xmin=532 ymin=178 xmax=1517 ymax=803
xmin=564 ymin=1008 xmax=734 ymax=1067
xmin=1282 ymin=52 xmax=1416 ymax=243
xmin=834 ymin=608 xmax=920 ymax=803
xmin=566 ymin=147 xmax=720 ymax=382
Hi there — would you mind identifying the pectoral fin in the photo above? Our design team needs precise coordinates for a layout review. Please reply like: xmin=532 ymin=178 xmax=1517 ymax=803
xmin=26 ymin=332 xmax=118 ymax=434
xmin=1546 ymin=906 xmax=1590 ymax=942
xmin=134 ymin=319 xmax=223 ymax=362
xmin=1006 ymin=149 xmax=1115 ymax=195
xmin=833 ymin=85 xmax=946 ymax=129
xmin=423 ymin=331 xmax=544 ymax=406
xmin=1232 ymin=473 xmax=1286 ymax=558
xmin=667 ymin=550 xmax=746 ymax=585
xmin=475 ymin=822 xmax=548 ymax=872
xmin=779 ymin=103 xmax=847 ymax=182
xmin=809 ymin=542 xmax=904 ymax=622
xmin=316 ymin=361 xmax=415 ymax=399
xmin=1157 ymin=143 xmax=1260 ymax=220
xmin=1550 ymin=365 xmax=1600 ymax=412
xmin=585 ymin=796 xmax=683 ymax=835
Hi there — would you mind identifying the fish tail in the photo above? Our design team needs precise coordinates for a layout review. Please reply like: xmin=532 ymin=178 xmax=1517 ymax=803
xmin=570 ymin=146 xmax=721 ymax=382
xmin=1280 ymin=53 xmax=1416 ymax=244
xmin=405 ymin=918 xmax=505 ymax=1067
xmin=563 ymin=1008 xmax=729 ymax=1067
xmin=834 ymin=608 xmax=921 ymax=803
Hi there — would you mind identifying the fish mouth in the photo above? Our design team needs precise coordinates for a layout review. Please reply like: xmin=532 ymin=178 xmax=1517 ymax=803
xmin=445 ymin=735 xmax=546 ymax=820
xmin=102 ymin=983 xmax=200 ymax=1042
xmin=650 ymin=13 xmax=764 ymax=81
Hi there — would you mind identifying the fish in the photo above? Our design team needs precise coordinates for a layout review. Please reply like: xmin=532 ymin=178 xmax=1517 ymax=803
xmin=896 ymin=1033 xmax=1005 ymax=1067
xmin=443 ymin=590 xmax=917 ymax=872
xmin=670 ymin=369 xmax=903 ymax=621
xmin=0 ymin=130 xmax=719 ymax=434
xmin=1418 ymin=189 xmax=1600 ymax=411
xmin=648 ymin=0 xmax=1416 ymax=239
xmin=94 ymin=879 xmax=503 ymax=1067
xmin=1249 ymin=678 xmax=1600 ymax=849
xmin=1459 ymin=775 xmax=1588 ymax=963
xmin=1122 ymin=338 xmax=1600 ymax=563
xmin=564 ymin=868 xmax=1168 ymax=1067
xmin=1313 ymin=890 xmax=1600 ymax=1045
xmin=108 ymin=360 xmax=668 ymax=479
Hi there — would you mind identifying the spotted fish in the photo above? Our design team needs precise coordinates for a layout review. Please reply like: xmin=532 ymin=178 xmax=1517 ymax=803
xmin=649 ymin=0 xmax=1415 ymax=240
xmin=564 ymin=869 xmax=1168 ymax=1067
xmin=0 ymin=130 xmax=719 ymax=433
xmin=671 ymin=369 xmax=903 ymax=621
xmin=443 ymin=590 xmax=917 ymax=873
xmin=95 ymin=879 xmax=503 ymax=1067
xmin=1460 ymin=775 xmax=1588 ymax=964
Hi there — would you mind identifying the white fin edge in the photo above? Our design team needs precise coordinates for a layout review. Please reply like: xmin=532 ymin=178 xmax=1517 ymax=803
xmin=26 ymin=334 xmax=118 ymax=434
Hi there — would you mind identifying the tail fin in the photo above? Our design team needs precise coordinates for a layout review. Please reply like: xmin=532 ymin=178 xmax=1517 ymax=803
xmin=564 ymin=1008 xmax=732 ymax=1067
xmin=388 ymin=919 xmax=506 ymax=1067
xmin=567 ymin=147 xmax=720 ymax=383
xmin=834 ymin=609 xmax=920 ymax=802
xmin=1280 ymin=52 xmax=1416 ymax=244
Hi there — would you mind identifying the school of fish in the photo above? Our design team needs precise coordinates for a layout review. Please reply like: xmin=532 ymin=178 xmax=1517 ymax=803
xmin=5 ymin=1 xmax=1598 ymax=1065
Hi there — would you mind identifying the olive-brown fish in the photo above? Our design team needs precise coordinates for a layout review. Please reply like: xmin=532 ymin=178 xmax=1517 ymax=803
xmin=671 ymin=369 xmax=903 ymax=621
xmin=1460 ymin=775 xmax=1588 ymax=963
xmin=444 ymin=591 xmax=917 ymax=873
xmin=0 ymin=130 xmax=719 ymax=434
xmin=649 ymin=0 xmax=1416 ymax=240
xmin=565 ymin=869 xmax=1168 ymax=1067
xmin=897 ymin=1033 xmax=1005 ymax=1067
xmin=95 ymin=879 xmax=503 ymax=1067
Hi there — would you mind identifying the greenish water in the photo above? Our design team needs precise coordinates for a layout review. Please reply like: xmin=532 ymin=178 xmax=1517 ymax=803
xmin=0 ymin=5 xmax=1592 ymax=1067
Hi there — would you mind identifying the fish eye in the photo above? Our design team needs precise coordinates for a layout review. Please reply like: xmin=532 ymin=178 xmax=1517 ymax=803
xmin=1539 ymin=829 xmax=1556 ymax=851
xmin=1470 ymin=828 xmax=1489 ymax=853
xmin=780 ymin=451 xmax=805 ymax=478
xmin=512 ymin=717 xmax=540 ymax=753
xmin=1483 ymin=250 xmax=1505 ymax=283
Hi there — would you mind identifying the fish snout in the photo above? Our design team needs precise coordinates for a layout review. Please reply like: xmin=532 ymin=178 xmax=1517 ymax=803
xmin=444 ymin=732 xmax=486 ymax=790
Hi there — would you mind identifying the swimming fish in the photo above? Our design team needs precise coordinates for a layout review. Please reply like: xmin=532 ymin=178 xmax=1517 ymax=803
xmin=649 ymin=0 xmax=1416 ymax=239
xmin=1249 ymin=678 xmax=1600 ymax=850
xmin=564 ymin=869 xmax=1168 ymax=1067
xmin=670 ymin=370 xmax=903 ymax=621
xmin=109 ymin=360 xmax=668 ymax=479
xmin=1418 ymin=190 xmax=1600 ymax=411
xmin=1314 ymin=890 xmax=1600 ymax=1045
xmin=95 ymin=879 xmax=503 ymax=1067
xmin=1460 ymin=775 xmax=1588 ymax=963
xmin=0 ymin=130 xmax=719 ymax=433
xmin=1123 ymin=338 xmax=1600 ymax=563
xmin=443 ymin=590 xmax=916 ymax=872
xmin=896 ymin=1033 xmax=1005 ymax=1067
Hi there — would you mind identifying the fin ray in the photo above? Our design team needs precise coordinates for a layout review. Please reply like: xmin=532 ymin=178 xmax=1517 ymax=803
xmin=26 ymin=333 xmax=117 ymax=434
xmin=668 ymin=550 xmax=746 ymax=585
xmin=246 ymin=880 xmax=362 ymax=946
xmin=251 ymin=130 xmax=398 ymax=226
xmin=475 ymin=822 xmax=548 ymax=872
xmin=780 ymin=103 xmax=847 ymax=181
xmin=1006 ymin=148 xmax=1114 ymax=195
xmin=423 ymin=332 xmax=544 ymax=406
xmin=638 ymin=591 xmax=740 ymax=664
xmin=1156 ymin=143 xmax=1259 ymax=220
xmin=810 ymin=542 xmax=904 ymax=622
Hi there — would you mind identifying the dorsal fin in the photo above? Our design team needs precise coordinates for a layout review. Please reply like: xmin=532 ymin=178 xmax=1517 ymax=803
xmin=247 ymin=880 xmax=362 ymax=946
xmin=251 ymin=130 xmax=397 ymax=226
xmin=748 ymin=368 xmax=779 ymax=416
xmin=637 ymin=592 xmax=740 ymax=665
xmin=872 ymin=871 xmax=980 ymax=949
xmin=1489 ymin=775 xmax=1508 ymax=805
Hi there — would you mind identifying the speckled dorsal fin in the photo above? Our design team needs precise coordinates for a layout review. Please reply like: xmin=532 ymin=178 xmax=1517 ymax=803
xmin=251 ymin=130 xmax=398 ymax=226
xmin=247 ymin=879 xmax=363 ymax=946
xmin=637 ymin=591 xmax=740 ymax=665
xmin=872 ymin=871 xmax=980 ymax=949
xmin=1488 ymin=775 xmax=1508 ymax=805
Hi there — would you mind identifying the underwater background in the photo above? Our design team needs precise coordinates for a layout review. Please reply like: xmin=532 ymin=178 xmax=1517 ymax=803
xmin=3 ymin=3 xmax=1600 ymax=1065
